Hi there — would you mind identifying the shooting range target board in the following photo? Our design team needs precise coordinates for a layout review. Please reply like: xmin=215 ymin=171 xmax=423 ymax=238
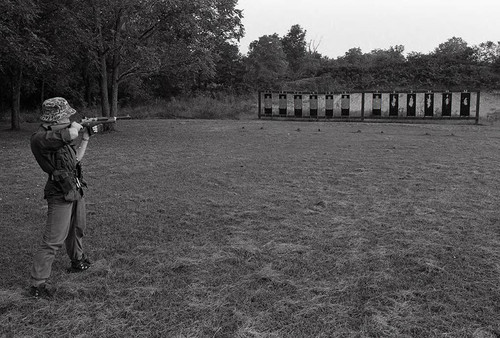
xmin=259 ymin=91 xmax=479 ymax=122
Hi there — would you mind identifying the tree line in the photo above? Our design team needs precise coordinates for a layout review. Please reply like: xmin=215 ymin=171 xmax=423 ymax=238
xmin=1 ymin=0 xmax=499 ymax=130
xmin=248 ymin=25 xmax=500 ymax=93
xmin=1 ymin=0 xmax=244 ymax=129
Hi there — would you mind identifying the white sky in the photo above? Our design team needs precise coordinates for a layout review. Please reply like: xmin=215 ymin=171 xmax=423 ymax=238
xmin=236 ymin=0 xmax=500 ymax=58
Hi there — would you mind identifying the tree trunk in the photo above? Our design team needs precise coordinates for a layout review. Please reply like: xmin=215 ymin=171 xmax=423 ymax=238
xmin=40 ymin=79 xmax=45 ymax=114
xmin=95 ymin=8 xmax=110 ymax=118
xmin=83 ymin=65 xmax=92 ymax=108
xmin=111 ymin=61 xmax=119 ymax=118
xmin=99 ymin=52 xmax=110 ymax=117
xmin=10 ymin=66 xmax=22 ymax=131
xmin=110 ymin=9 xmax=122 ymax=119
xmin=104 ymin=64 xmax=119 ymax=132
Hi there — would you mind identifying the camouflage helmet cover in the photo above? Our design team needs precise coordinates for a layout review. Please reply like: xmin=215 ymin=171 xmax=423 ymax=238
xmin=40 ymin=97 xmax=76 ymax=122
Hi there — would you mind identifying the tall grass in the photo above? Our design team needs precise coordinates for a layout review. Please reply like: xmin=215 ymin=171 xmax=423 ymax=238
xmin=125 ymin=95 xmax=257 ymax=120
xmin=99 ymin=94 xmax=257 ymax=121
xmin=1 ymin=94 xmax=258 ymax=123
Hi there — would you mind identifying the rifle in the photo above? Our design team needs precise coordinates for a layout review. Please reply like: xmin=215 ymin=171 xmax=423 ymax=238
xmin=80 ymin=115 xmax=131 ymax=134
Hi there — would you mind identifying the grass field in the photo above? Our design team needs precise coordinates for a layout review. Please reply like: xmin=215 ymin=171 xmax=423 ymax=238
xmin=1 ymin=118 xmax=500 ymax=337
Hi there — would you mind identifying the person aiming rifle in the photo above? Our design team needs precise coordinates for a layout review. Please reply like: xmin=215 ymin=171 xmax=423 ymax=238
xmin=29 ymin=97 xmax=100 ymax=299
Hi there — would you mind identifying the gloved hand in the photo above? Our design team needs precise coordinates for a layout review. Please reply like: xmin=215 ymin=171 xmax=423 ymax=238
xmin=69 ymin=122 xmax=84 ymax=140
xmin=71 ymin=122 xmax=84 ymax=131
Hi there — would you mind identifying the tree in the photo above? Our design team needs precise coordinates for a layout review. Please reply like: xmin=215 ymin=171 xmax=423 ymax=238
xmin=432 ymin=37 xmax=475 ymax=88
xmin=33 ymin=0 xmax=100 ymax=108
xmin=75 ymin=0 xmax=243 ymax=116
xmin=245 ymin=34 xmax=288 ymax=89
xmin=472 ymin=41 xmax=500 ymax=87
xmin=0 ymin=0 xmax=50 ymax=130
xmin=68 ymin=0 xmax=162 ymax=117
xmin=340 ymin=47 xmax=365 ymax=66
xmin=299 ymin=50 xmax=324 ymax=78
xmin=474 ymin=41 xmax=500 ymax=64
xmin=156 ymin=0 xmax=244 ymax=92
xmin=368 ymin=45 xmax=405 ymax=65
xmin=364 ymin=46 xmax=407 ymax=88
xmin=281 ymin=24 xmax=307 ymax=75
xmin=213 ymin=42 xmax=246 ymax=93
xmin=434 ymin=37 xmax=472 ymax=57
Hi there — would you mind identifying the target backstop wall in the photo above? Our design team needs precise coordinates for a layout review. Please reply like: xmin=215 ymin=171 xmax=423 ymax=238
xmin=259 ymin=91 xmax=480 ymax=123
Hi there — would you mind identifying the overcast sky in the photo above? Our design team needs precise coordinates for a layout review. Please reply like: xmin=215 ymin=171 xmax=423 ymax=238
xmin=236 ymin=0 xmax=500 ymax=58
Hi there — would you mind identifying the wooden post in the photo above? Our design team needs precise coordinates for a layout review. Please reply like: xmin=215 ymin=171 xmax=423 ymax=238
xmin=258 ymin=91 xmax=262 ymax=119
xmin=475 ymin=91 xmax=481 ymax=125
xmin=361 ymin=92 xmax=365 ymax=121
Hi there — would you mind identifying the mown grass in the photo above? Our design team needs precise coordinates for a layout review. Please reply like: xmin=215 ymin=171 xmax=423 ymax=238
xmin=1 ymin=118 xmax=500 ymax=337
